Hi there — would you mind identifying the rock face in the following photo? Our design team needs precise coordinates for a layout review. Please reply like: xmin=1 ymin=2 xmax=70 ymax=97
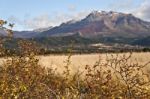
xmin=41 ymin=11 xmax=150 ymax=38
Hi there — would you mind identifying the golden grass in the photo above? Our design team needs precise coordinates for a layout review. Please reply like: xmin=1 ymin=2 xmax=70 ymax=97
xmin=1 ymin=52 xmax=150 ymax=98
xmin=0 ymin=52 xmax=149 ymax=74
xmin=37 ymin=52 xmax=150 ymax=74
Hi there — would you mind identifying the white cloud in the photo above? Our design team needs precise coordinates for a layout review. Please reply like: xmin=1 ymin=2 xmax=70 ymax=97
xmin=72 ymin=11 xmax=90 ymax=20
xmin=133 ymin=0 xmax=150 ymax=21
xmin=7 ymin=11 xmax=90 ymax=30
xmin=8 ymin=16 xmax=22 ymax=25
xmin=68 ymin=5 xmax=76 ymax=11
xmin=8 ymin=15 xmax=53 ymax=30
xmin=24 ymin=14 xmax=52 ymax=29
xmin=109 ymin=0 xmax=135 ymax=12
xmin=109 ymin=0 xmax=150 ymax=21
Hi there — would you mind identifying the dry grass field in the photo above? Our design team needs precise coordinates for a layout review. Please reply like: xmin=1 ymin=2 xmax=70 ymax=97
xmin=38 ymin=52 xmax=150 ymax=74
xmin=1 ymin=52 xmax=150 ymax=98
xmin=0 ymin=40 xmax=149 ymax=99
xmin=0 ymin=52 xmax=149 ymax=74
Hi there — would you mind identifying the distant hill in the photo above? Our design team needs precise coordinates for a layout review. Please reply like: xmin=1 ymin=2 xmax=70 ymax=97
xmin=0 ymin=27 xmax=52 ymax=38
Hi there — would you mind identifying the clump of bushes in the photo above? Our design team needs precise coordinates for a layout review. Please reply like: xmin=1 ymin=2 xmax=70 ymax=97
xmin=0 ymin=20 xmax=150 ymax=99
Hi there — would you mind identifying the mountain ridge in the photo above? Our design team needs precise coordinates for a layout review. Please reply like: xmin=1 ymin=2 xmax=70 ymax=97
xmin=0 ymin=10 xmax=150 ymax=48
xmin=1 ymin=10 xmax=150 ymax=38
xmin=39 ymin=11 xmax=150 ymax=38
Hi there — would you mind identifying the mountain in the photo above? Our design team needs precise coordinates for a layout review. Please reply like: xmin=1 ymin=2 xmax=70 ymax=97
xmin=0 ymin=10 xmax=150 ymax=51
xmin=13 ymin=26 xmax=53 ymax=38
xmin=1 ymin=11 xmax=150 ymax=39
xmin=40 ymin=11 xmax=150 ymax=38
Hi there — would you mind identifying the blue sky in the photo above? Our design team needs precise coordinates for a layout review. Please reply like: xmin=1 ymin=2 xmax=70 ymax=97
xmin=0 ymin=0 xmax=150 ymax=30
